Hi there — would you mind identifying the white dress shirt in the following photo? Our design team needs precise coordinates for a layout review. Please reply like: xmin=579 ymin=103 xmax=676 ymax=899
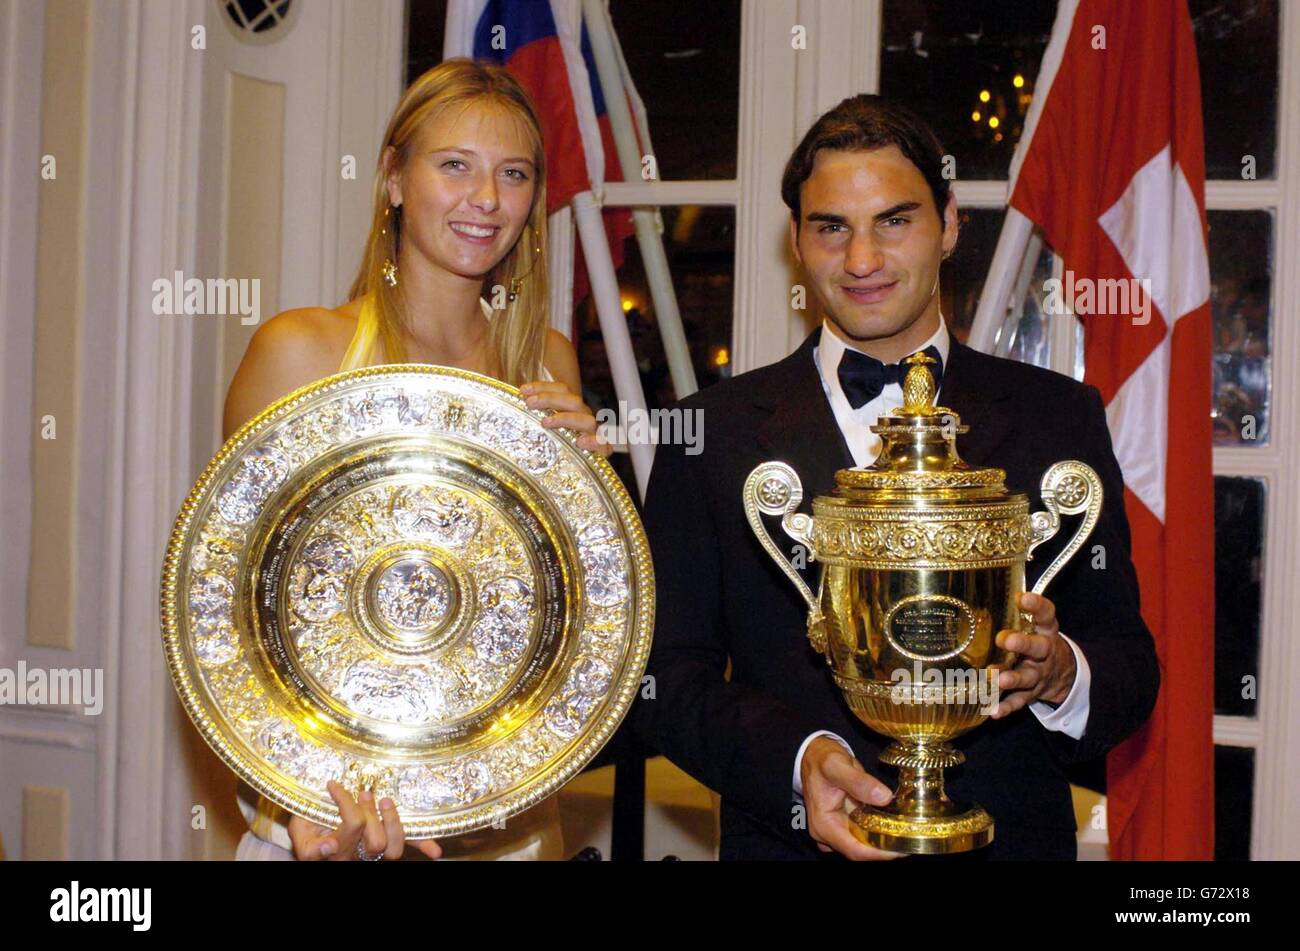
xmin=792 ymin=315 xmax=1092 ymax=796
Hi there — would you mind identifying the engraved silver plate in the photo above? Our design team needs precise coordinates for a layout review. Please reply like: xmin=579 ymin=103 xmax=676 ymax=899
xmin=160 ymin=365 xmax=654 ymax=837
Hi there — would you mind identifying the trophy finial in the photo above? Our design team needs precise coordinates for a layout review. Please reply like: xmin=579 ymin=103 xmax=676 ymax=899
xmin=901 ymin=351 xmax=938 ymax=413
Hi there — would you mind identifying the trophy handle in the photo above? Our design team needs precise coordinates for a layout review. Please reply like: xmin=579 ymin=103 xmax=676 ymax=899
xmin=743 ymin=462 xmax=827 ymax=652
xmin=1026 ymin=460 xmax=1104 ymax=596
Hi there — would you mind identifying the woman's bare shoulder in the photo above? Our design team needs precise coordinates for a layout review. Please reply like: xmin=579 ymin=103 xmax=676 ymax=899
xmin=222 ymin=303 xmax=360 ymax=439
xmin=259 ymin=303 xmax=360 ymax=354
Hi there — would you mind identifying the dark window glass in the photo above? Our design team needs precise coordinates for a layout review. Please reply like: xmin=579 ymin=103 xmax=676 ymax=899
xmin=1189 ymin=0 xmax=1279 ymax=180
xmin=881 ymin=0 xmax=1058 ymax=180
xmin=226 ymin=0 xmax=293 ymax=34
xmin=408 ymin=0 xmax=741 ymax=182
xmin=577 ymin=206 xmax=734 ymax=406
xmin=942 ymin=207 xmax=1005 ymax=345
xmin=608 ymin=1 xmax=741 ymax=180
xmin=1214 ymin=745 xmax=1254 ymax=860
xmin=942 ymin=209 xmax=1078 ymax=375
xmin=1214 ymin=476 xmax=1264 ymax=718
xmin=406 ymin=0 xmax=447 ymax=83
xmin=1209 ymin=210 xmax=1273 ymax=445
xmin=575 ymin=206 xmax=734 ymax=492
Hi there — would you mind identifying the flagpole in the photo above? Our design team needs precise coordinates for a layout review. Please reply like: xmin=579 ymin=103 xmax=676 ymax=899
xmin=1006 ymin=227 xmax=1045 ymax=351
xmin=581 ymin=0 xmax=699 ymax=400
xmin=970 ymin=0 xmax=1081 ymax=365
xmin=547 ymin=207 xmax=576 ymax=338
xmin=573 ymin=190 xmax=655 ymax=498
xmin=441 ymin=0 xmax=475 ymax=60
xmin=968 ymin=206 xmax=1035 ymax=354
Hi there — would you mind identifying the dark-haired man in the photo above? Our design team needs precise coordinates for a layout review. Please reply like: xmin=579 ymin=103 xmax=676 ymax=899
xmin=632 ymin=95 xmax=1159 ymax=861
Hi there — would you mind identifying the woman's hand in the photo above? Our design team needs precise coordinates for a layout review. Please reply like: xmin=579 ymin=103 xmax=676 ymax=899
xmin=287 ymin=780 xmax=442 ymax=861
xmin=519 ymin=381 xmax=612 ymax=456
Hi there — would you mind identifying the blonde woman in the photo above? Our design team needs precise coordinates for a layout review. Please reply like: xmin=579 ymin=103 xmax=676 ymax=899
xmin=223 ymin=59 xmax=607 ymax=861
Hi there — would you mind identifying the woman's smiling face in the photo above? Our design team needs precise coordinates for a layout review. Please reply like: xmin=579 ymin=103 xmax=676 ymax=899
xmin=386 ymin=100 xmax=539 ymax=282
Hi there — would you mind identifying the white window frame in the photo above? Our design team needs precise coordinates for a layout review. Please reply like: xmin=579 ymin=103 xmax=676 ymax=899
xmin=1213 ymin=0 xmax=1300 ymax=864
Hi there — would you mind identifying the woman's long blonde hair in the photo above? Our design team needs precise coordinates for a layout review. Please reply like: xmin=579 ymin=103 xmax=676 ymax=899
xmin=348 ymin=58 xmax=549 ymax=386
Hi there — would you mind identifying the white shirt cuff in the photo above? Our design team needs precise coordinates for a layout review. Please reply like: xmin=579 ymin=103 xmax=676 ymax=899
xmin=793 ymin=730 xmax=855 ymax=798
xmin=1028 ymin=632 xmax=1091 ymax=740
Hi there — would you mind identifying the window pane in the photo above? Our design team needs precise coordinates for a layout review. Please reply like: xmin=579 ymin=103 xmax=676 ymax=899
xmin=1209 ymin=210 xmax=1273 ymax=445
xmin=942 ymin=207 xmax=1004 ymax=344
xmin=407 ymin=1 xmax=742 ymax=181
xmin=943 ymin=210 xmax=1079 ymax=376
xmin=988 ymin=240 xmax=1057 ymax=371
xmin=1190 ymin=0 xmax=1278 ymax=180
xmin=576 ymin=206 xmax=734 ymax=491
xmin=1214 ymin=476 xmax=1264 ymax=718
xmin=881 ymin=0 xmax=1058 ymax=180
xmin=1214 ymin=745 xmax=1254 ymax=860
xmin=406 ymin=0 xmax=447 ymax=83
xmin=608 ymin=0 xmax=741 ymax=180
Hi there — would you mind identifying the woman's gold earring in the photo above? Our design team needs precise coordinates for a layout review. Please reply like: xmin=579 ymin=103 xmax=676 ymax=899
xmin=381 ymin=205 xmax=399 ymax=286
xmin=506 ymin=277 xmax=524 ymax=303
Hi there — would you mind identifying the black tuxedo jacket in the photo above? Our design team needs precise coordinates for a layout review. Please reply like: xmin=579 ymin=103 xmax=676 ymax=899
xmin=631 ymin=326 xmax=1160 ymax=861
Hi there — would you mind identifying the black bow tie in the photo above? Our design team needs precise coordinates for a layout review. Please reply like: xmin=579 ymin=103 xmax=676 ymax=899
xmin=837 ymin=344 xmax=944 ymax=409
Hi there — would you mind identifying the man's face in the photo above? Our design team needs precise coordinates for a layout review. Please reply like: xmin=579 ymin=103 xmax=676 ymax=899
xmin=790 ymin=145 xmax=957 ymax=346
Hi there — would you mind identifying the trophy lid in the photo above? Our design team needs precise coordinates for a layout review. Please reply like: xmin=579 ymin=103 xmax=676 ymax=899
xmin=833 ymin=352 xmax=1008 ymax=498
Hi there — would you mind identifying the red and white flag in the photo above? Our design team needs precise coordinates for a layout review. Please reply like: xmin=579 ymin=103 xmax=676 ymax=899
xmin=1009 ymin=0 xmax=1215 ymax=858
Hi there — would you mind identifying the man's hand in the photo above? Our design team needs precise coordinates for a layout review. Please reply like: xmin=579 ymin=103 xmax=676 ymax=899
xmin=990 ymin=592 xmax=1078 ymax=718
xmin=287 ymin=781 xmax=442 ymax=861
xmin=800 ymin=737 xmax=904 ymax=861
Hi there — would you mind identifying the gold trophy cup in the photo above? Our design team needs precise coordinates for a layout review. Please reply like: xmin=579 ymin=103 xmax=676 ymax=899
xmin=743 ymin=353 xmax=1101 ymax=853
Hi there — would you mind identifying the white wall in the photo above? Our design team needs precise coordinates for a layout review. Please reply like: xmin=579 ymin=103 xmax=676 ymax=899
xmin=0 ymin=0 xmax=404 ymax=860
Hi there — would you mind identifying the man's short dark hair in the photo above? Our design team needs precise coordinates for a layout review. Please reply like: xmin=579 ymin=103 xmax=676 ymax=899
xmin=781 ymin=94 xmax=950 ymax=227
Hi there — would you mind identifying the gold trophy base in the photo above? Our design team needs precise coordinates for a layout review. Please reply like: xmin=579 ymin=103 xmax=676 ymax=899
xmin=848 ymin=741 xmax=994 ymax=854
xmin=849 ymin=801 xmax=994 ymax=854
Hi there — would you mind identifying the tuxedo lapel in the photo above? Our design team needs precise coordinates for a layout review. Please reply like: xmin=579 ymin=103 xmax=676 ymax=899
xmin=937 ymin=339 xmax=1017 ymax=467
xmin=753 ymin=327 xmax=854 ymax=503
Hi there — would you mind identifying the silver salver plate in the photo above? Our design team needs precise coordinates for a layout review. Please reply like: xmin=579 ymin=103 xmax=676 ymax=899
xmin=160 ymin=364 xmax=653 ymax=837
